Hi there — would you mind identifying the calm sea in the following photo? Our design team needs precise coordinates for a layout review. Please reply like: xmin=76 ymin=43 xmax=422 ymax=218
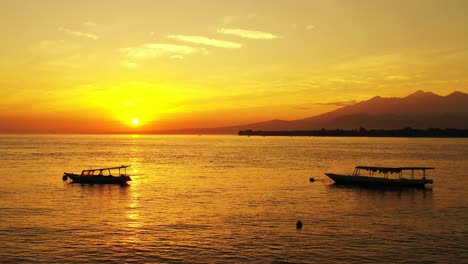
xmin=0 ymin=135 xmax=466 ymax=263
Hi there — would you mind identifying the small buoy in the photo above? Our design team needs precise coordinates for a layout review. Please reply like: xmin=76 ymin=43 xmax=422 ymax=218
xmin=309 ymin=177 xmax=315 ymax=182
xmin=296 ymin=220 xmax=303 ymax=229
xmin=62 ymin=175 xmax=68 ymax=181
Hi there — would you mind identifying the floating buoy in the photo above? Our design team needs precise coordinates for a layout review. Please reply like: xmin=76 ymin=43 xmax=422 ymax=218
xmin=296 ymin=220 xmax=303 ymax=229
xmin=309 ymin=177 xmax=315 ymax=182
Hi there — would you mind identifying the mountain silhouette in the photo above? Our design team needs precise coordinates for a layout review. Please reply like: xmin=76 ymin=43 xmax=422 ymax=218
xmin=150 ymin=90 xmax=468 ymax=134
xmin=282 ymin=90 xmax=468 ymax=130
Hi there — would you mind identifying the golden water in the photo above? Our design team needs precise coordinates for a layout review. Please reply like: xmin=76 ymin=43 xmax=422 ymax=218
xmin=0 ymin=135 xmax=467 ymax=263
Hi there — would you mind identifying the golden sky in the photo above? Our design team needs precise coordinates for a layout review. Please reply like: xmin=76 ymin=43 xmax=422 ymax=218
xmin=1 ymin=0 xmax=467 ymax=133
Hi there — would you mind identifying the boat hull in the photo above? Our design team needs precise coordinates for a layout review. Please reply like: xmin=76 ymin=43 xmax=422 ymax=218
xmin=325 ymin=173 xmax=433 ymax=188
xmin=64 ymin=173 xmax=131 ymax=185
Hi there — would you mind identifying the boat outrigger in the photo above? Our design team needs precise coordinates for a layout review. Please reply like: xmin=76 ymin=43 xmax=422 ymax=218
xmin=325 ymin=166 xmax=434 ymax=188
xmin=63 ymin=165 xmax=132 ymax=185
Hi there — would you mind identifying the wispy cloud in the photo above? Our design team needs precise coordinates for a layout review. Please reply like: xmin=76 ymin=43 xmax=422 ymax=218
xmin=168 ymin=35 xmax=242 ymax=48
xmin=306 ymin=25 xmax=315 ymax=30
xmin=294 ymin=106 xmax=314 ymax=110
xmin=58 ymin=27 xmax=99 ymax=40
xmin=120 ymin=43 xmax=207 ymax=59
xmin=119 ymin=43 xmax=208 ymax=67
xmin=385 ymin=75 xmax=409 ymax=81
xmin=314 ymin=100 xmax=357 ymax=107
xmin=217 ymin=28 xmax=280 ymax=39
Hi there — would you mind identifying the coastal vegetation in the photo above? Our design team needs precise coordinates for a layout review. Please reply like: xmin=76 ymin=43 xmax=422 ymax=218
xmin=238 ymin=127 xmax=468 ymax=137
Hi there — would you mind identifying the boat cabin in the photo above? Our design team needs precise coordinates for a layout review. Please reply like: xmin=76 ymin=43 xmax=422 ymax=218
xmin=80 ymin=165 xmax=130 ymax=177
xmin=353 ymin=166 xmax=434 ymax=180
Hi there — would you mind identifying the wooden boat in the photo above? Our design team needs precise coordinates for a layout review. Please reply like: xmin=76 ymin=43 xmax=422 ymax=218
xmin=63 ymin=165 xmax=131 ymax=185
xmin=325 ymin=166 xmax=434 ymax=188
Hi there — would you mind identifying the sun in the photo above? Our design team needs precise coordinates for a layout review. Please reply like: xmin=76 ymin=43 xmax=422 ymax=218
xmin=131 ymin=118 xmax=139 ymax=126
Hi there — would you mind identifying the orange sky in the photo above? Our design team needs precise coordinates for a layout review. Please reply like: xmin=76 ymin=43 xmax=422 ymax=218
xmin=1 ymin=0 xmax=467 ymax=133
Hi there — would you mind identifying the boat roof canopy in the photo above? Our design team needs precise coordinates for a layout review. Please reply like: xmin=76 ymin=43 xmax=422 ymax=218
xmin=82 ymin=165 xmax=130 ymax=172
xmin=356 ymin=166 xmax=434 ymax=172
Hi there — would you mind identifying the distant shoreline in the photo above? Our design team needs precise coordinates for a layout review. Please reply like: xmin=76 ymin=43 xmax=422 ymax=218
xmin=238 ymin=128 xmax=468 ymax=138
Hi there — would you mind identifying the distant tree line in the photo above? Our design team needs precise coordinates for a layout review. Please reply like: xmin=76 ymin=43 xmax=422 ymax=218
xmin=238 ymin=127 xmax=468 ymax=137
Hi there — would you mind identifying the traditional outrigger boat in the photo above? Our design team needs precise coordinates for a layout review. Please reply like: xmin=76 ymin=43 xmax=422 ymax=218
xmin=63 ymin=165 xmax=132 ymax=185
xmin=325 ymin=166 xmax=434 ymax=188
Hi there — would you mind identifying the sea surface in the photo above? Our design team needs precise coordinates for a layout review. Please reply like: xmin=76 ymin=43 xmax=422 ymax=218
xmin=0 ymin=135 xmax=467 ymax=263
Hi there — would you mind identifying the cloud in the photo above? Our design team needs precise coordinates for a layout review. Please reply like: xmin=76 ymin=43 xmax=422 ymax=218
xmin=58 ymin=27 xmax=99 ymax=40
xmin=332 ymin=54 xmax=403 ymax=71
xmin=385 ymin=75 xmax=409 ymax=81
xmin=315 ymin=100 xmax=357 ymax=107
xmin=217 ymin=28 xmax=280 ymax=39
xmin=306 ymin=25 xmax=315 ymax=30
xmin=294 ymin=106 xmax=314 ymax=110
xmin=119 ymin=43 xmax=208 ymax=61
xmin=167 ymin=35 xmax=242 ymax=48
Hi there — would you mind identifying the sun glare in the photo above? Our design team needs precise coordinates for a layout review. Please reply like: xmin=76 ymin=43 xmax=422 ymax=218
xmin=131 ymin=118 xmax=139 ymax=125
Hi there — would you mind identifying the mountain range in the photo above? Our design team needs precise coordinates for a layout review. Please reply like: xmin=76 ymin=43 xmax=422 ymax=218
xmin=150 ymin=90 xmax=468 ymax=134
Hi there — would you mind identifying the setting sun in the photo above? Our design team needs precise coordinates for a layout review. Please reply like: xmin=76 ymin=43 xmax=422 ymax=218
xmin=0 ymin=0 xmax=467 ymax=134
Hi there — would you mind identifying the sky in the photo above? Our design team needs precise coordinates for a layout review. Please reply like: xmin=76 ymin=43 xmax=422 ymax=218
xmin=1 ymin=0 xmax=467 ymax=133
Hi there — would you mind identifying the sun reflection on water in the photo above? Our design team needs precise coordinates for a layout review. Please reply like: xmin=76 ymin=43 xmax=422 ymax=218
xmin=126 ymin=201 xmax=141 ymax=229
xmin=2 ymin=135 xmax=464 ymax=262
